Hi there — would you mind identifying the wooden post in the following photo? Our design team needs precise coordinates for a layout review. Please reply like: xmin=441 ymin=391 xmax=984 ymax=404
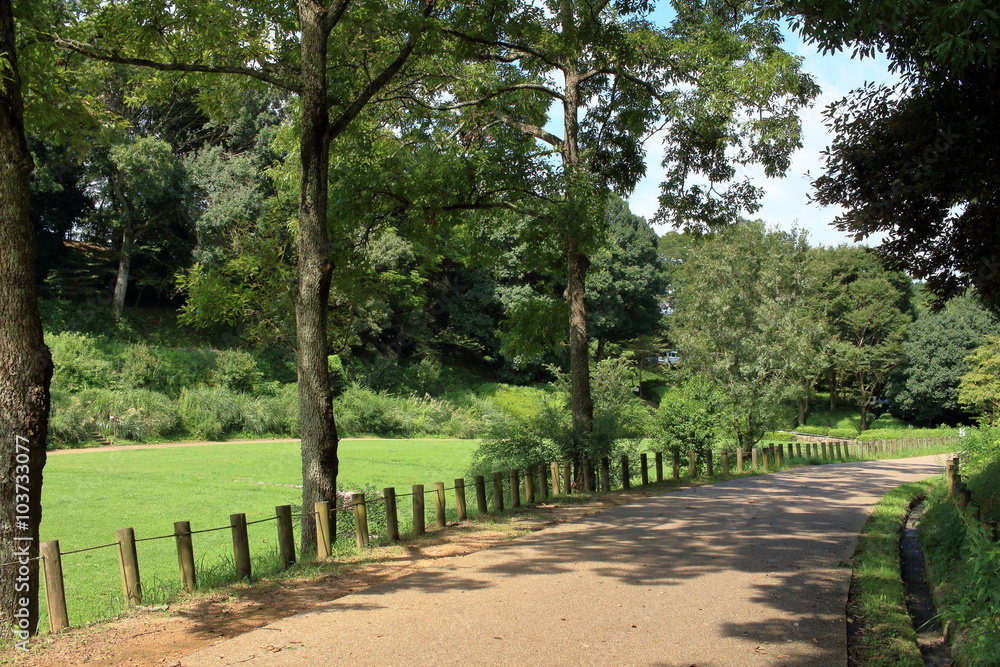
xmin=551 ymin=462 xmax=561 ymax=496
xmin=640 ymin=453 xmax=649 ymax=486
xmin=475 ymin=476 xmax=488 ymax=515
xmin=821 ymin=442 xmax=827 ymax=460
xmin=353 ymin=493 xmax=370 ymax=546
xmin=986 ymin=521 xmax=999 ymax=542
xmin=706 ymin=450 xmax=713 ymax=477
xmin=672 ymin=450 xmax=680 ymax=479
xmin=795 ymin=442 xmax=802 ymax=458
xmin=116 ymin=527 xmax=142 ymax=606
xmin=775 ymin=445 xmax=782 ymax=468
xmin=40 ymin=540 xmax=69 ymax=632
xmin=276 ymin=506 xmax=296 ymax=569
xmin=655 ymin=452 xmax=664 ymax=482
xmin=230 ymin=513 xmax=251 ymax=581
xmin=492 ymin=473 xmax=504 ymax=512
xmin=689 ymin=450 xmax=697 ymax=478
xmin=314 ymin=501 xmax=332 ymax=559
xmin=174 ymin=520 xmax=197 ymax=592
xmin=433 ymin=482 xmax=447 ymax=528
xmin=835 ymin=442 xmax=842 ymax=459
xmin=384 ymin=488 xmax=400 ymax=541
xmin=752 ymin=448 xmax=759 ymax=469
xmin=455 ymin=479 xmax=468 ymax=521
xmin=721 ymin=449 xmax=729 ymax=475
xmin=413 ymin=484 xmax=426 ymax=535
xmin=509 ymin=470 xmax=521 ymax=508
xmin=737 ymin=448 xmax=744 ymax=473
xmin=762 ymin=448 xmax=771 ymax=471
xmin=620 ymin=455 xmax=630 ymax=489
xmin=562 ymin=462 xmax=572 ymax=495
xmin=539 ymin=464 xmax=549 ymax=500
xmin=524 ymin=469 xmax=535 ymax=504
xmin=600 ymin=457 xmax=611 ymax=492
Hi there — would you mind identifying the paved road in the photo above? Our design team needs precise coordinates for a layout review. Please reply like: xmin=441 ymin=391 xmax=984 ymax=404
xmin=180 ymin=455 xmax=947 ymax=666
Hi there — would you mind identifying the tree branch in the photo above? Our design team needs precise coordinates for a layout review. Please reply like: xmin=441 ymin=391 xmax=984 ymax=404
xmin=50 ymin=36 xmax=302 ymax=93
xmin=491 ymin=108 xmax=563 ymax=147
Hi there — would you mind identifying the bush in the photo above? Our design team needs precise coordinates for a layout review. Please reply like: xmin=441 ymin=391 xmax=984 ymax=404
xmin=47 ymin=332 xmax=114 ymax=392
xmin=828 ymin=428 xmax=859 ymax=438
xmin=404 ymin=357 xmax=443 ymax=396
xmin=48 ymin=391 xmax=96 ymax=445
xmin=49 ymin=388 xmax=180 ymax=443
xmin=212 ymin=349 xmax=263 ymax=393
xmin=177 ymin=386 xmax=241 ymax=440
xmin=763 ymin=431 xmax=795 ymax=442
xmin=795 ymin=425 xmax=830 ymax=436
xmin=653 ymin=375 xmax=722 ymax=470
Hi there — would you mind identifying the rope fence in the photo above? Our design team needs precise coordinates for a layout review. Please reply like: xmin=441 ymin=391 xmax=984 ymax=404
xmin=33 ymin=433 xmax=961 ymax=635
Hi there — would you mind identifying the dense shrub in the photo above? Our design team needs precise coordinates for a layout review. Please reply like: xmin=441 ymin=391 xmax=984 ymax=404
xmin=48 ymin=388 xmax=180 ymax=443
xmin=795 ymin=425 xmax=830 ymax=436
xmin=856 ymin=426 xmax=959 ymax=442
xmin=47 ymin=332 xmax=114 ymax=392
xmin=48 ymin=391 xmax=96 ymax=444
xmin=177 ymin=386 xmax=241 ymax=440
xmin=212 ymin=349 xmax=264 ymax=392
xmin=653 ymin=375 xmax=723 ymax=472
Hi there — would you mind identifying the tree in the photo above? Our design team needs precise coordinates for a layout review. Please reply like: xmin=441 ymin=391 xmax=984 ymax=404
xmin=778 ymin=0 xmax=1000 ymax=309
xmin=811 ymin=247 xmax=912 ymax=430
xmin=1 ymin=0 xmax=53 ymax=638
xmin=53 ymin=0 xmax=439 ymax=551
xmin=450 ymin=0 xmax=817 ymax=460
xmin=888 ymin=295 xmax=999 ymax=426
xmin=672 ymin=221 xmax=816 ymax=453
xmin=959 ymin=336 xmax=1000 ymax=425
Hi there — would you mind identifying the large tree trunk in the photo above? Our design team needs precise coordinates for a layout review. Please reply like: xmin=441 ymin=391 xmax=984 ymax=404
xmin=111 ymin=224 xmax=134 ymax=322
xmin=0 ymin=0 xmax=54 ymax=640
xmin=566 ymin=235 xmax=593 ymax=454
xmin=295 ymin=1 xmax=338 ymax=554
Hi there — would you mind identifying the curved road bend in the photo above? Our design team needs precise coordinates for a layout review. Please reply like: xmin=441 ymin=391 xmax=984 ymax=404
xmin=180 ymin=455 xmax=947 ymax=666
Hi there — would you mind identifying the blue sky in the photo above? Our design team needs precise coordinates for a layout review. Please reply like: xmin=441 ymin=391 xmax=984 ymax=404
xmin=628 ymin=10 xmax=900 ymax=247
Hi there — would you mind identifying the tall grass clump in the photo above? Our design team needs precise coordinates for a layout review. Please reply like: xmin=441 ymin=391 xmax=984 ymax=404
xmin=177 ymin=386 xmax=241 ymax=440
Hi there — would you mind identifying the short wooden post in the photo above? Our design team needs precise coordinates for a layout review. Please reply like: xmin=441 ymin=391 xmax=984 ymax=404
xmin=413 ymin=484 xmax=426 ymax=535
xmin=315 ymin=501 xmax=332 ymax=559
xmin=706 ymin=450 xmax=714 ymax=477
xmin=492 ymin=473 xmax=504 ymax=512
xmin=384 ymin=488 xmax=400 ymax=541
xmin=230 ymin=513 xmax=251 ymax=581
xmin=353 ymin=493 xmax=370 ymax=546
xmin=524 ymin=469 xmax=535 ymax=504
xmin=721 ymin=449 xmax=729 ymax=475
xmin=672 ymin=450 xmax=680 ymax=479
xmin=539 ymin=464 xmax=549 ymax=500
xmin=752 ymin=448 xmax=759 ymax=469
xmin=174 ymin=520 xmax=197 ymax=592
xmin=455 ymin=479 xmax=468 ymax=521
xmin=433 ymin=482 xmax=447 ymax=528
xmin=795 ymin=442 xmax=802 ymax=458
xmin=551 ymin=462 xmax=561 ymax=496
xmin=617 ymin=455 xmax=628 ymax=489
xmin=276 ymin=506 xmax=296 ymax=569
xmin=959 ymin=487 xmax=972 ymax=512
xmin=40 ymin=540 xmax=69 ymax=632
xmin=762 ymin=448 xmax=771 ymax=471
xmin=821 ymin=442 xmax=828 ymax=459
xmin=737 ymin=448 xmax=744 ymax=473
xmin=474 ymin=476 xmax=488 ymax=515
xmin=600 ymin=457 xmax=611 ymax=492
xmin=836 ymin=442 xmax=843 ymax=459
xmin=769 ymin=444 xmax=776 ymax=465
xmin=640 ymin=453 xmax=649 ymax=486
xmin=689 ymin=450 xmax=697 ymax=478
xmin=655 ymin=452 xmax=664 ymax=482
xmin=775 ymin=445 xmax=783 ymax=468
xmin=116 ymin=527 xmax=142 ymax=606
xmin=509 ymin=470 xmax=521 ymax=508
xmin=562 ymin=462 xmax=572 ymax=495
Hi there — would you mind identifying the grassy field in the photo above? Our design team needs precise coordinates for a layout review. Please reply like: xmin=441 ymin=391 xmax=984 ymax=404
xmin=40 ymin=438 xmax=478 ymax=627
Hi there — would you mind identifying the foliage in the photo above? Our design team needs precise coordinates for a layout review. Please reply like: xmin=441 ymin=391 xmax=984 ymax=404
xmin=653 ymin=376 xmax=724 ymax=462
xmin=959 ymin=336 xmax=1000 ymax=424
xmin=959 ymin=426 xmax=1000 ymax=481
xmin=780 ymin=0 xmax=1000 ymax=309
xmin=888 ymin=295 xmax=999 ymax=425
xmin=672 ymin=222 xmax=816 ymax=452
xmin=47 ymin=331 xmax=114 ymax=392
xmin=177 ymin=386 xmax=242 ymax=441
xmin=211 ymin=349 xmax=263 ymax=393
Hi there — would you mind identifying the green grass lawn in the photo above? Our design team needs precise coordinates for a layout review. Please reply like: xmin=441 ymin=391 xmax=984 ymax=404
xmin=40 ymin=438 xmax=478 ymax=628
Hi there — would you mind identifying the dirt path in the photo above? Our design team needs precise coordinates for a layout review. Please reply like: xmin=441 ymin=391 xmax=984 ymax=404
xmin=174 ymin=455 xmax=946 ymax=666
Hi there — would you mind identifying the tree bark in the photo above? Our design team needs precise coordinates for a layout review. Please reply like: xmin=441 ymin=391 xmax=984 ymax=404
xmin=0 ymin=0 xmax=54 ymax=638
xmin=797 ymin=395 xmax=808 ymax=426
xmin=295 ymin=0 xmax=338 ymax=554
xmin=111 ymin=224 xmax=133 ymax=322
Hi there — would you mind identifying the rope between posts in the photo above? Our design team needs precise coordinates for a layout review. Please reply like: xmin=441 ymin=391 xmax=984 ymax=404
xmin=245 ymin=516 xmax=279 ymax=526
xmin=61 ymin=542 xmax=118 ymax=556
xmin=135 ymin=533 xmax=178 ymax=544
xmin=188 ymin=525 xmax=235 ymax=536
